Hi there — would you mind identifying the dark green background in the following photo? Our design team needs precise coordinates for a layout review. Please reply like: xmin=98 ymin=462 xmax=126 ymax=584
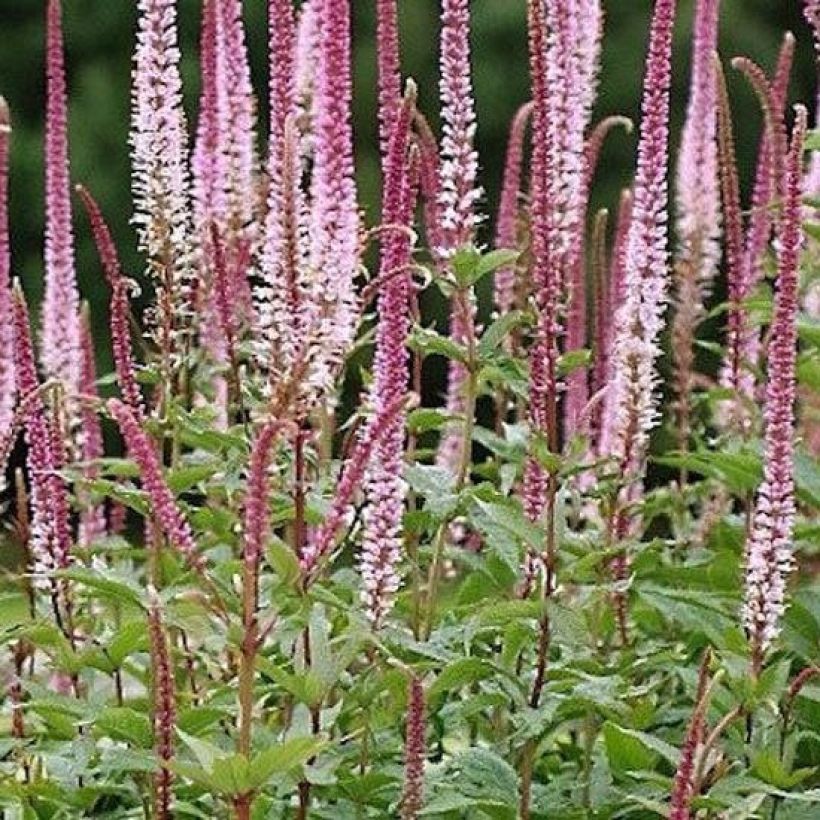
xmin=0 ymin=0 xmax=815 ymax=373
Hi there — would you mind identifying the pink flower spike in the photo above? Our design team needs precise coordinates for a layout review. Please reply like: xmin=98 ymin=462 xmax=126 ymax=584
xmin=437 ymin=0 xmax=481 ymax=252
xmin=12 ymin=283 xmax=73 ymax=575
xmin=0 ymin=98 xmax=15 ymax=459
xmin=598 ymin=0 xmax=678 ymax=476
xmin=76 ymin=185 xmax=145 ymax=419
xmin=242 ymin=422 xmax=283 ymax=577
xmin=147 ymin=587 xmax=176 ymax=820
xmin=305 ymin=0 xmax=360 ymax=399
xmin=131 ymin=0 xmax=193 ymax=361
xmin=41 ymin=0 xmax=81 ymax=392
xmin=742 ymin=106 xmax=807 ymax=669
xmin=192 ymin=0 xmax=228 ymax=232
xmin=301 ymin=395 xmax=406 ymax=583
xmin=493 ymin=102 xmax=533 ymax=316
xmin=78 ymin=308 xmax=107 ymax=546
xmin=376 ymin=0 xmax=402 ymax=158
xmin=257 ymin=0 xmax=305 ymax=384
xmin=108 ymin=398 xmax=206 ymax=576
xmin=675 ymin=0 xmax=721 ymax=296
xmin=360 ymin=87 xmax=419 ymax=627
xmin=218 ymin=0 xmax=258 ymax=232
xmin=672 ymin=0 xmax=721 ymax=451
xmin=400 ymin=676 xmax=426 ymax=819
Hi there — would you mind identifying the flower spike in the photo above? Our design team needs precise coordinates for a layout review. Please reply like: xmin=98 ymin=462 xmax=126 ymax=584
xmin=131 ymin=0 xmax=194 ymax=372
xmin=493 ymin=102 xmax=533 ymax=316
xmin=41 ymin=0 xmax=81 ymax=393
xmin=672 ymin=0 xmax=721 ymax=452
xmin=0 ymin=97 xmax=14 ymax=460
xmin=76 ymin=185 xmax=146 ymax=419
xmin=12 ymin=283 xmax=73 ymax=576
xmin=400 ymin=676 xmax=426 ymax=819
xmin=108 ymin=399 xmax=206 ymax=576
xmin=360 ymin=86 xmax=419 ymax=627
xmin=598 ymin=0 xmax=678 ymax=477
xmin=742 ymin=106 xmax=807 ymax=671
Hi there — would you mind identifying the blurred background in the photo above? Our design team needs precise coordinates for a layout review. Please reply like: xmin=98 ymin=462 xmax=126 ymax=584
xmin=0 ymin=0 xmax=816 ymax=377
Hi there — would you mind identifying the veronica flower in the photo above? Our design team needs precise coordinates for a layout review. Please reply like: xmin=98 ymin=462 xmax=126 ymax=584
xmin=556 ymin=0 xmax=604 ymax=437
xmin=436 ymin=0 xmax=482 ymax=474
xmin=0 ymin=98 xmax=14 ymax=468
xmin=493 ymin=102 xmax=533 ymax=317
xmin=108 ymin=399 xmax=206 ymax=576
xmin=131 ymin=0 xmax=193 ymax=372
xmin=360 ymin=89 xmax=418 ymax=626
xmin=256 ymin=0 xmax=305 ymax=387
xmin=303 ymin=0 xmax=360 ymax=401
xmin=78 ymin=308 xmax=107 ymax=546
xmin=218 ymin=0 xmax=257 ymax=239
xmin=147 ymin=587 xmax=175 ymax=820
xmin=76 ymin=185 xmax=145 ymax=419
xmin=672 ymin=0 xmax=721 ymax=450
xmin=669 ymin=651 xmax=713 ymax=820
xmin=803 ymin=2 xmax=820 ymax=198
xmin=301 ymin=395 xmax=406 ymax=582
xmin=399 ymin=676 xmax=426 ymax=819
xmin=597 ymin=0 xmax=677 ymax=478
xmin=521 ymin=0 xmax=558 ymax=527
xmin=742 ymin=107 xmax=806 ymax=671
xmin=719 ymin=39 xmax=794 ymax=430
xmin=41 ymin=0 xmax=81 ymax=394
xmin=376 ymin=0 xmax=403 ymax=157
xmin=12 ymin=284 xmax=73 ymax=577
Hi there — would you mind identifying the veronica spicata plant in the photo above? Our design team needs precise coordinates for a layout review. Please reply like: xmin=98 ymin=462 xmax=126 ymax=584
xmin=0 ymin=1 xmax=819 ymax=818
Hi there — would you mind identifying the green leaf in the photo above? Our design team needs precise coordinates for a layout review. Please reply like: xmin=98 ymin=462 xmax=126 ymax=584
xmin=95 ymin=707 xmax=152 ymax=749
xmin=603 ymin=721 xmax=660 ymax=774
xmin=409 ymin=327 xmax=468 ymax=364
xmin=107 ymin=621 xmax=148 ymax=667
xmin=167 ymin=462 xmax=219 ymax=493
xmin=429 ymin=658 xmax=497 ymax=701
xmin=478 ymin=310 xmax=529 ymax=358
xmin=246 ymin=737 xmax=326 ymax=790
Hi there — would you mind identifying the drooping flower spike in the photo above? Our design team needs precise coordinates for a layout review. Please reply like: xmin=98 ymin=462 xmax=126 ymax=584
xmin=301 ymin=394 xmax=406 ymax=584
xmin=0 ymin=97 xmax=14 ymax=462
xmin=76 ymin=185 xmax=146 ymax=419
xmin=12 ymin=283 xmax=73 ymax=577
xmin=78 ymin=307 xmax=107 ymax=546
xmin=493 ymin=101 xmax=533 ymax=317
xmin=360 ymin=86 xmax=419 ymax=627
xmin=673 ymin=0 xmax=721 ymax=451
xmin=742 ymin=106 xmax=807 ymax=672
xmin=598 ymin=0 xmax=678 ymax=478
xmin=41 ymin=0 xmax=81 ymax=394
xmin=108 ymin=399 xmax=206 ymax=577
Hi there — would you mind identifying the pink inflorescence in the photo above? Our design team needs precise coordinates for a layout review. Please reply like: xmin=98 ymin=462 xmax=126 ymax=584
xmin=493 ymin=102 xmax=533 ymax=316
xmin=41 ymin=0 xmax=81 ymax=393
xmin=676 ymin=0 xmax=721 ymax=294
xmin=742 ymin=107 xmax=807 ymax=664
xmin=0 ymin=98 xmax=14 ymax=460
xmin=598 ymin=0 xmax=678 ymax=476
xmin=12 ymin=285 xmax=73 ymax=575
xmin=436 ymin=0 xmax=482 ymax=474
xmin=400 ymin=676 xmax=426 ymax=819
xmin=360 ymin=90 xmax=418 ymax=626
xmin=130 ymin=0 xmax=193 ymax=353
xmin=304 ymin=0 xmax=360 ymax=400
xmin=108 ymin=399 xmax=205 ymax=575
xmin=77 ymin=185 xmax=145 ymax=419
